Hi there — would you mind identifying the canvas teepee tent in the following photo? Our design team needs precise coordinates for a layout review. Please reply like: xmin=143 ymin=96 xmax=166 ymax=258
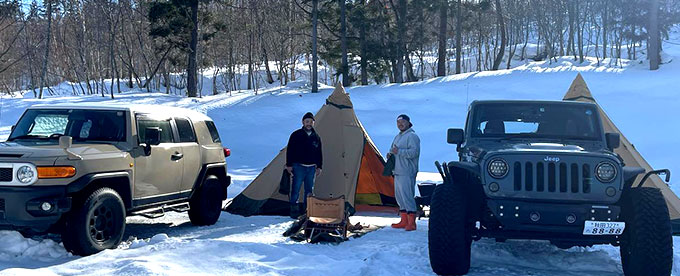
xmin=563 ymin=73 xmax=680 ymax=220
xmin=225 ymin=83 xmax=396 ymax=217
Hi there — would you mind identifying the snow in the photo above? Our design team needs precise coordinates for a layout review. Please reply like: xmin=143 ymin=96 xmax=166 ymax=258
xmin=1 ymin=25 xmax=680 ymax=276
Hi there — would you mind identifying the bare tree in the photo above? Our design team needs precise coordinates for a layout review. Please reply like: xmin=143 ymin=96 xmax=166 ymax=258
xmin=311 ymin=0 xmax=319 ymax=92
xmin=437 ymin=0 xmax=447 ymax=77
xmin=649 ymin=0 xmax=660 ymax=70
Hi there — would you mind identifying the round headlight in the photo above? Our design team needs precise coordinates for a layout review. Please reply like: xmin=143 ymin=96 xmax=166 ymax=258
xmin=488 ymin=158 xmax=509 ymax=178
xmin=17 ymin=165 xmax=36 ymax=184
xmin=596 ymin=162 xmax=617 ymax=183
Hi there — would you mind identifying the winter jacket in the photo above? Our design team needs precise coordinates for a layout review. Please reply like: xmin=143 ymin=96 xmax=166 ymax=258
xmin=286 ymin=127 xmax=323 ymax=169
xmin=390 ymin=128 xmax=420 ymax=176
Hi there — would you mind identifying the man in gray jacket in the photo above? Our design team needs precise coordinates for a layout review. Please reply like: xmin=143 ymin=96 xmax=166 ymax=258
xmin=388 ymin=114 xmax=420 ymax=231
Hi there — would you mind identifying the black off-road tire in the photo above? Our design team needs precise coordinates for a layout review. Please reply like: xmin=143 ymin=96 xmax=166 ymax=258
xmin=620 ymin=187 xmax=672 ymax=276
xmin=62 ymin=188 xmax=126 ymax=256
xmin=428 ymin=180 xmax=472 ymax=275
xmin=189 ymin=175 xmax=223 ymax=226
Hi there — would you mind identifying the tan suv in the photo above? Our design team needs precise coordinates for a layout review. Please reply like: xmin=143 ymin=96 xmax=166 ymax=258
xmin=0 ymin=104 xmax=231 ymax=255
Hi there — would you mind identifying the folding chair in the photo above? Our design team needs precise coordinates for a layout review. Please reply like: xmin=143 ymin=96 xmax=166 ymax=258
xmin=303 ymin=195 xmax=349 ymax=241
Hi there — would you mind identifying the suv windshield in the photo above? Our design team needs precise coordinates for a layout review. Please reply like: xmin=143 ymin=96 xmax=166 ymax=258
xmin=8 ymin=109 xmax=126 ymax=142
xmin=469 ymin=102 xmax=602 ymax=141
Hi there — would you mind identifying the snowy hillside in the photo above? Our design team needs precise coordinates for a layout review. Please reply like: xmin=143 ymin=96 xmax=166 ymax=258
xmin=1 ymin=26 xmax=679 ymax=276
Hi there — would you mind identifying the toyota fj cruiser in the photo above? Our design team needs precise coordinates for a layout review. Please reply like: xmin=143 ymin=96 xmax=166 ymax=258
xmin=0 ymin=104 xmax=231 ymax=256
xmin=429 ymin=100 xmax=672 ymax=276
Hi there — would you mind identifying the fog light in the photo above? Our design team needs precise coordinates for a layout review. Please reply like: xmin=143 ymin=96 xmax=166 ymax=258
xmin=606 ymin=187 xmax=616 ymax=197
xmin=41 ymin=202 xmax=52 ymax=211
xmin=489 ymin=182 xmax=500 ymax=192
xmin=530 ymin=212 xmax=540 ymax=222
xmin=566 ymin=214 xmax=577 ymax=224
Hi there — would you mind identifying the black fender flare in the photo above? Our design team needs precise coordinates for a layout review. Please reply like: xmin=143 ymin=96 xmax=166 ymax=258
xmin=446 ymin=162 xmax=481 ymax=178
xmin=65 ymin=171 xmax=133 ymax=207
xmin=440 ymin=161 xmax=484 ymax=221
xmin=65 ymin=171 xmax=132 ymax=194
xmin=622 ymin=167 xmax=646 ymax=190
xmin=190 ymin=162 xmax=231 ymax=200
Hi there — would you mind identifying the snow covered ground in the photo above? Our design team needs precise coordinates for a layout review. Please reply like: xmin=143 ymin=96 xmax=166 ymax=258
xmin=1 ymin=26 xmax=680 ymax=276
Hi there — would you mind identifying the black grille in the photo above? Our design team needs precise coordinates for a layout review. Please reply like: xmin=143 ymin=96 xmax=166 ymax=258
xmin=0 ymin=198 xmax=4 ymax=211
xmin=513 ymin=162 xmax=592 ymax=194
xmin=0 ymin=168 xmax=12 ymax=182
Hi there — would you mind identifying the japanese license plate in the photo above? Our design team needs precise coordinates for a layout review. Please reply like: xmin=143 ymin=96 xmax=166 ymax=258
xmin=583 ymin=221 xmax=625 ymax=235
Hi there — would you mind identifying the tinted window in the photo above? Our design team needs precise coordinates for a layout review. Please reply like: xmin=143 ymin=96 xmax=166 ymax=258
xmin=137 ymin=119 xmax=174 ymax=143
xmin=8 ymin=109 xmax=126 ymax=142
xmin=175 ymin=118 xmax=197 ymax=143
xmin=470 ymin=103 xmax=601 ymax=140
xmin=205 ymin=121 xmax=221 ymax=143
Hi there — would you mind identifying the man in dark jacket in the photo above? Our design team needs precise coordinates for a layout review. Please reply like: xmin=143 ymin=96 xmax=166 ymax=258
xmin=286 ymin=112 xmax=323 ymax=218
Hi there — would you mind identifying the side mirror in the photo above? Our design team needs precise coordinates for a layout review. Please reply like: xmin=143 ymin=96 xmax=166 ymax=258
xmin=143 ymin=127 xmax=161 ymax=156
xmin=59 ymin=136 xmax=73 ymax=149
xmin=447 ymin=128 xmax=465 ymax=145
xmin=59 ymin=136 xmax=82 ymax=160
xmin=144 ymin=127 xmax=162 ymax=146
xmin=605 ymin=133 xmax=620 ymax=151
xmin=11 ymin=125 xmax=15 ymax=132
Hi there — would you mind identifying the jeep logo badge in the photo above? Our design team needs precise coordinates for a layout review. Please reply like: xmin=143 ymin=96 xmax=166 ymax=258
xmin=544 ymin=156 xmax=560 ymax=162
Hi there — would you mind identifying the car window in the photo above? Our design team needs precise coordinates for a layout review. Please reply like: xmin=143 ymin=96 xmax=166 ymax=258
xmin=470 ymin=103 xmax=601 ymax=140
xmin=137 ymin=119 xmax=174 ymax=143
xmin=175 ymin=117 xmax=197 ymax=143
xmin=8 ymin=109 xmax=126 ymax=142
xmin=205 ymin=121 xmax=221 ymax=143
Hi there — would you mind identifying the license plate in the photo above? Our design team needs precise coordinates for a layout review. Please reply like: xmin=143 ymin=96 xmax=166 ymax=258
xmin=583 ymin=221 xmax=625 ymax=235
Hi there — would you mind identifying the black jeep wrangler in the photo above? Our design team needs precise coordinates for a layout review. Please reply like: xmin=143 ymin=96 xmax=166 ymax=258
xmin=429 ymin=100 xmax=672 ymax=276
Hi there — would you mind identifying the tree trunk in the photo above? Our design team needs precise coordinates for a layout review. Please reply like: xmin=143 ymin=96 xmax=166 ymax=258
xmin=405 ymin=54 xmax=417 ymax=82
xmin=437 ymin=0 xmax=448 ymax=77
xmin=186 ymin=0 xmax=199 ymax=97
xmin=359 ymin=0 xmax=368 ymax=85
xmin=247 ymin=31 xmax=253 ymax=90
xmin=394 ymin=0 xmax=406 ymax=83
xmin=567 ymin=1 xmax=575 ymax=58
xmin=39 ymin=0 xmax=53 ymax=99
xmin=577 ymin=1 xmax=584 ymax=63
xmin=603 ymin=2 xmax=608 ymax=60
xmin=455 ymin=0 xmax=462 ymax=74
xmin=262 ymin=45 xmax=274 ymax=84
xmin=649 ymin=0 xmax=660 ymax=70
xmin=339 ymin=0 xmax=349 ymax=86
xmin=491 ymin=0 xmax=506 ymax=70
xmin=311 ymin=0 xmax=319 ymax=92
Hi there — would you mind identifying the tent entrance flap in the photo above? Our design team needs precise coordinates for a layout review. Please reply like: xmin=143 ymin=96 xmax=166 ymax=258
xmin=356 ymin=143 xmax=396 ymax=206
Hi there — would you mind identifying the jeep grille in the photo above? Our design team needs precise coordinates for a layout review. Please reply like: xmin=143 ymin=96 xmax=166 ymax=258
xmin=513 ymin=161 xmax=592 ymax=194
xmin=0 ymin=168 xmax=12 ymax=182
xmin=484 ymin=154 xmax=621 ymax=203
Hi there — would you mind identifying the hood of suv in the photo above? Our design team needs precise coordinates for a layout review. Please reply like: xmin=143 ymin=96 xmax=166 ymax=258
xmin=510 ymin=143 xmax=585 ymax=152
xmin=0 ymin=141 xmax=124 ymax=159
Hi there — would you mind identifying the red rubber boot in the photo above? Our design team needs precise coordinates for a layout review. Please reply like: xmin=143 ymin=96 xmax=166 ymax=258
xmin=391 ymin=212 xmax=408 ymax=228
xmin=405 ymin=213 xmax=417 ymax=231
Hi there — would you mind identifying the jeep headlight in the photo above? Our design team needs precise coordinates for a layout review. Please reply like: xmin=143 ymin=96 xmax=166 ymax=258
xmin=488 ymin=158 xmax=509 ymax=178
xmin=596 ymin=161 xmax=617 ymax=183
xmin=17 ymin=165 xmax=36 ymax=184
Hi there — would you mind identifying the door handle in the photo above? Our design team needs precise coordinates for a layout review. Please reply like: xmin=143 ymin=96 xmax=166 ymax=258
xmin=171 ymin=152 xmax=184 ymax=161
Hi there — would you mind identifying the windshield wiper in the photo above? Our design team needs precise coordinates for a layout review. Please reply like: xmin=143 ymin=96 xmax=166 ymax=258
xmin=7 ymin=134 xmax=48 ymax=141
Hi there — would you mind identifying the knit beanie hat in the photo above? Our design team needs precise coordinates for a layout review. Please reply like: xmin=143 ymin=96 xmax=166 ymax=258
xmin=303 ymin=112 xmax=315 ymax=121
